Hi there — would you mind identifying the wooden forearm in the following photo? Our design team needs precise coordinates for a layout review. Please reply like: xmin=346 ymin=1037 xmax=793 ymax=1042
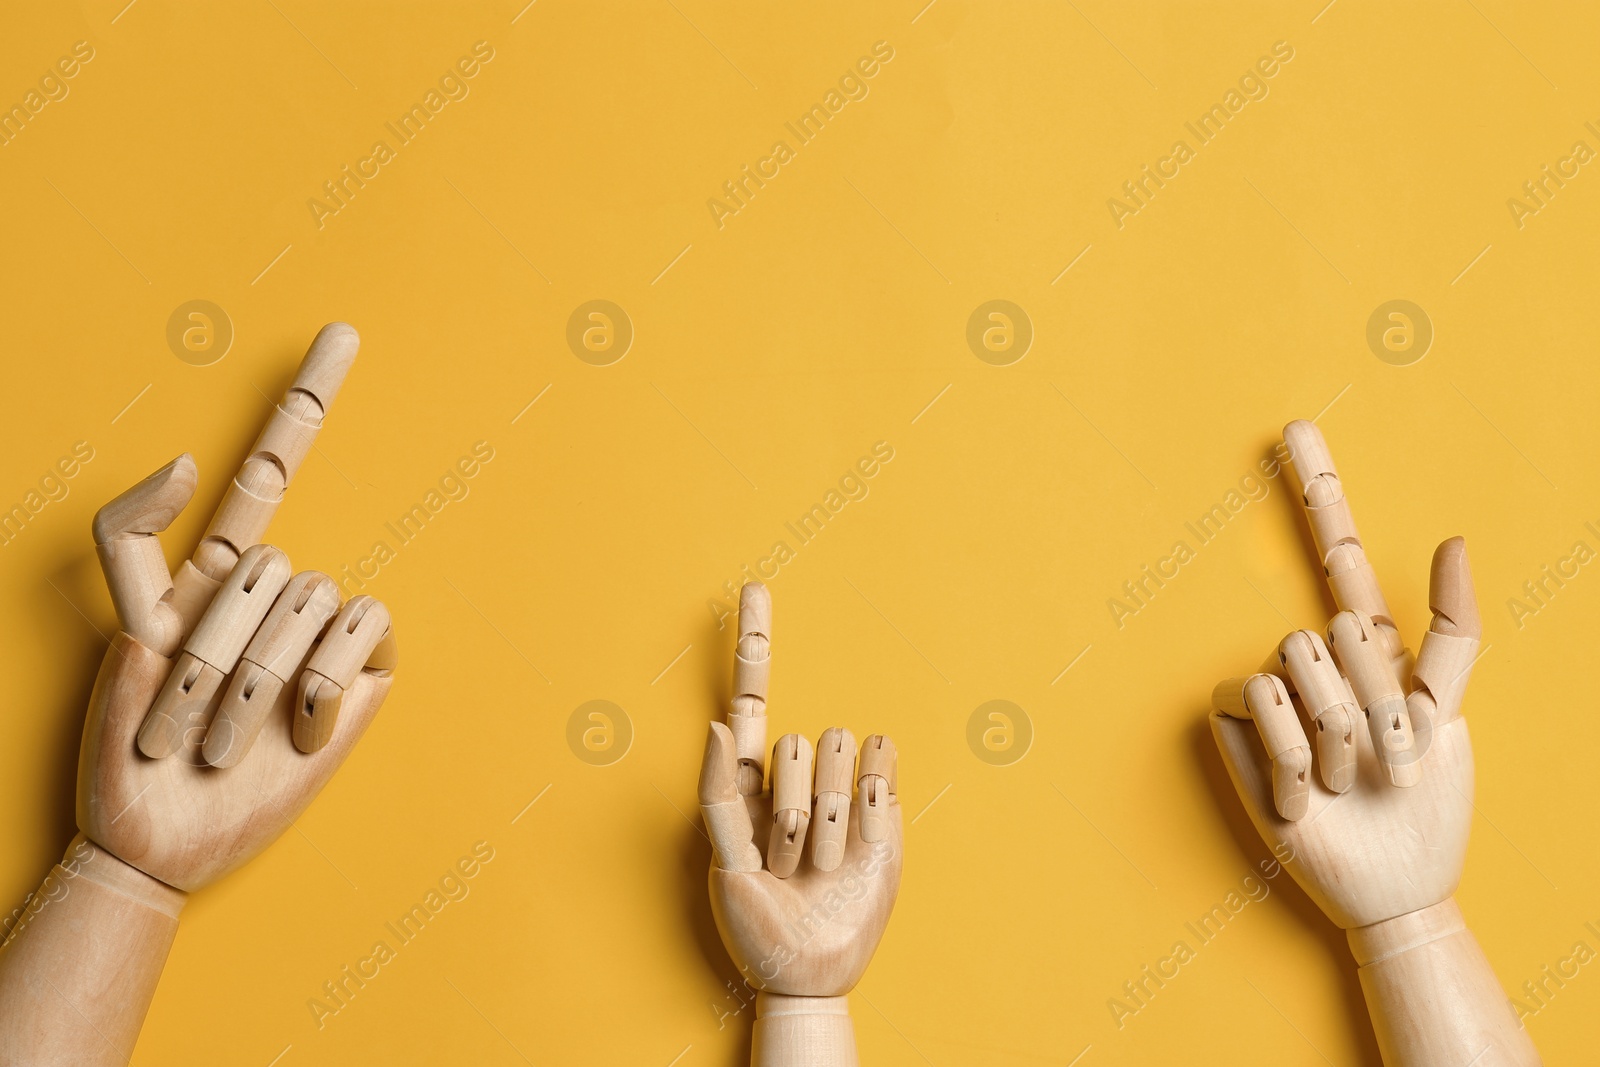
xmin=0 ymin=834 xmax=185 ymax=1066
xmin=752 ymin=993 xmax=858 ymax=1067
xmin=1348 ymin=899 xmax=1539 ymax=1066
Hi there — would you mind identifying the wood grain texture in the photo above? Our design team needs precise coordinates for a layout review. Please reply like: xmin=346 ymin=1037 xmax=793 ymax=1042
xmin=1350 ymin=901 xmax=1539 ymax=1066
xmin=80 ymin=630 xmax=391 ymax=890
xmin=700 ymin=584 xmax=902 ymax=1066
xmin=0 ymin=837 xmax=185 ymax=1067
xmin=752 ymin=994 xmax=858 ymax=1067
xmin=1211 ymin=420 xmax=1539 ymax=1066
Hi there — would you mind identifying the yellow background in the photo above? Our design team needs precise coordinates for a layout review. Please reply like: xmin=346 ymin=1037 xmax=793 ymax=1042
xmin=1 ymin=1 xmax=1596 ymax=1063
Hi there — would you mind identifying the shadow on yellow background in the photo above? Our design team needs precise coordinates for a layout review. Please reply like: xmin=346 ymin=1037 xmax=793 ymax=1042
xmin=0 ymin=0 xmax=1594 ymax=1062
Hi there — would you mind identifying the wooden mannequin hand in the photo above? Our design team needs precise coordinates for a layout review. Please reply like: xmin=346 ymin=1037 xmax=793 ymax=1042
xmin=1210 ymin=538 xmax=1475 ymax=929
xmin=1208 ymin=420 xmax=1537 ymax=1067
xmin=0 ymin=325 xmax=395 ymax=1066
xmin=81 ymin=323 xmax=396 ymax=890
xmin=698 ymin=583 xmax=902 ymax=1067
xmin=79 ymin=595 xmax=393 ymax=891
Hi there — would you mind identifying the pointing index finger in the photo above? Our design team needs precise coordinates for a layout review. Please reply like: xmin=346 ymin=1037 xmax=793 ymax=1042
xmin=192 ymin=323 xmax=359 ymax=580
xmin=1284 ymin=420 xmax=1403 ymax=660
xmin=729 ymin=582 xmax=771 ymax=796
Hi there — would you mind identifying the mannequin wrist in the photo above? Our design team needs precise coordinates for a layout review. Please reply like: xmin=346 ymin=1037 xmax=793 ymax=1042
xmin=65 ymin=834 xmax=187 ymax=919
xmin=1347 ymin=897 xmax=1461 ymax=965
xmin=752 ymin=992 xmax=857 ymax=1067
xmin=1346 ymin=897 xmax=1540 ymax=1066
